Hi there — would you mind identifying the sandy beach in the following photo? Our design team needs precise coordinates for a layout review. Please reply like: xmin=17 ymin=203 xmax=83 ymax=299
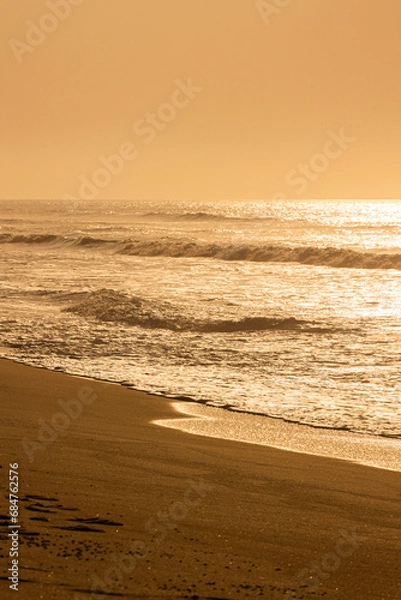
xmin=1 ymin=357 xmax=400 ymax=599
xmin=3 ymin=0 xmax=401 ymax=597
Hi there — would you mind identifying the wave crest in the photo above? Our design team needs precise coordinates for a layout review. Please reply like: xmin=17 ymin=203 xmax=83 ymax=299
xmin=63 ymin=289 xmax=319 ymax=333
xmin=119 ymin=240 xmax=401 ymax=269
xmin=2 ymin=233 xmax=400 ymax=270
xmin=0 ymin=233 xmax=62 ymax=244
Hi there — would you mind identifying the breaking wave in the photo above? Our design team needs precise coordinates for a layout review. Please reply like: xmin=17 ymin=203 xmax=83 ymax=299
xmin=0 ymin=233 xmax=112 ymax=248
xmin=2 ymin=233 xmax=401 ymax=270
xmin=0 ymin=233 xmax=63 ymax=244
xmin=118 ymin=240 xmax=401 ymax=269
xmin=63 ymin=289 xmax=328 ymax=333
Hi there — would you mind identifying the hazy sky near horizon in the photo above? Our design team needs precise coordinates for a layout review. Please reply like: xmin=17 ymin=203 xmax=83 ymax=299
xmin=2 ymin=0 xmax=401 ymax=201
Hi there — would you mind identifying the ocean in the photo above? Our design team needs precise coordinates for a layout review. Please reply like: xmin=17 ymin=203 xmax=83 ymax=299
xmin=1 ymin=198 xmax=400 ymax=441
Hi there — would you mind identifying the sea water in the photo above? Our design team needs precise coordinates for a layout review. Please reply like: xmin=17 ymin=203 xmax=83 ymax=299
xmin=1 ymin=199 xmax=400 ymax=440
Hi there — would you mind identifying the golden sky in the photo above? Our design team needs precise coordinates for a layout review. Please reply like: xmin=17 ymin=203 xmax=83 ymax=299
xmin=2 ymin=0 xmax=401 ymax=200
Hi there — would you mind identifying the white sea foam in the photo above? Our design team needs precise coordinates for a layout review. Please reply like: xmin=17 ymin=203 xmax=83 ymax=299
xmin=2 ymin=232 xmax=401 ymax=269
xmin=1 ymin=199 xmax=401 ymax=441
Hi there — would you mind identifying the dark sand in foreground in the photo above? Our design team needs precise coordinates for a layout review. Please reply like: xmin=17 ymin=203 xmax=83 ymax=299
xmin=1 ymin=358 xmax=400 ymax=599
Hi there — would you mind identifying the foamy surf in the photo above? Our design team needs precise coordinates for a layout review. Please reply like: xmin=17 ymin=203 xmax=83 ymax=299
xmin=1 ymin=198 xmax=401 ymax=440
xmin=62 ymin=289 xmax=340 ymax=333
xmin=1 ymin=232 xmax=401 ymax=270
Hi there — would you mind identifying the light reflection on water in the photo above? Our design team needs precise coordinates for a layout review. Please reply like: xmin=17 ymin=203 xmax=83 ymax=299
xmin=0 ymin=199 xmax=400 ymax=439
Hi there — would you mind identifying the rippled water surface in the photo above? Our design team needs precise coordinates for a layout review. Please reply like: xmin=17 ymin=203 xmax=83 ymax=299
xmin=1 ymin=199 xmax=400 ymax=438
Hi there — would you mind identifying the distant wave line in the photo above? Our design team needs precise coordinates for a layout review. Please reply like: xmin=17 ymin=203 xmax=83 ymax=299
xmin=1 ymin=233 xmax=401 ymax=270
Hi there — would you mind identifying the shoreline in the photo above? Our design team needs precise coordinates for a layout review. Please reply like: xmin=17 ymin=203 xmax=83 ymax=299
xmin=1 ymin=357 xmax=401 ymax=598
xmin=2 ymin=355 xmax=401 ymax=472
xmin=156 ymin=402 xmax=401 ymax=473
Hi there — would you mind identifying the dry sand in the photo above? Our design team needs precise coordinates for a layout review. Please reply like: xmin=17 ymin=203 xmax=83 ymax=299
xmin=0 ymin=358 xmax=400 ymax=599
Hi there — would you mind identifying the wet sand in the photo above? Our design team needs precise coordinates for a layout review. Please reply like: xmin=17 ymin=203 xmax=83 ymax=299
xmin=1 ymin=358 xmax=400 ymax=599
xmin=156 ymin=401 xmax=401 ymax=472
